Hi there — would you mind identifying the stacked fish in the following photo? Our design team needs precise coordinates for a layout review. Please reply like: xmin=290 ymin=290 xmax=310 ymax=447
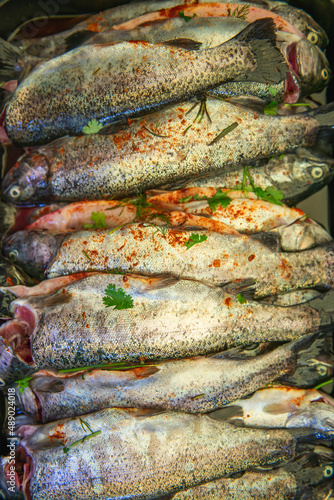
xmin=0 ymin=0 xmax=334 ymax=498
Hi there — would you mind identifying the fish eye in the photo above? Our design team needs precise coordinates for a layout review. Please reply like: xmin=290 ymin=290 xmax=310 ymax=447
xmin=321 ymin=68 xmax=329 ymax=80
xmin=311 ymin=167 xmax=324 ymax=179
xmin=9 ymin=186 xmax=21 ymax=199
xmin=8 ymin=250 xmax=19 ymax=263
xmin=316 ymin=365 xmax=328 ymax=376
xmin=307 ymin=31 xmax=319 ymax=44
xmin=323 ymin=465 xmax=333 ymax=478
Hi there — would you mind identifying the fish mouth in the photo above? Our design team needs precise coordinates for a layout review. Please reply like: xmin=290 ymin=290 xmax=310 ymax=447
xmin=0 ymin=302 xmax=37 ymax=364
xmin=4 ymin=445 xmax=33 ymax=500
xmin=284 ymin=42 xmax=300 ymax=104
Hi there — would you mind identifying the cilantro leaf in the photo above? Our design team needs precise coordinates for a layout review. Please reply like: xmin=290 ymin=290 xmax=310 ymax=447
xmin=237 ymin=294 xmax=247 ymax=304
xmin=207 ymin=189 xmax=232 ymax=212
xmin=264 ymin=101 xmax=278 ymax=116
xmin=83 ymin=211 xmax=107 ymax=229
xmin=103 ymin=284 xmax=134 ymax=310
xmin=192 ymin=193 xmax=203 ymax=201
xmin=82 ymin=119 xmax=104 ymax=134
xmin=185 ymin=233 xmax=208 ymax=250
xmin=179 ymin=10 xmax=197 ymax=21
xmin=179 ymin=196 xmax=193 ymax=203
xmin=254 ymin=186 xmax=283 ymax=205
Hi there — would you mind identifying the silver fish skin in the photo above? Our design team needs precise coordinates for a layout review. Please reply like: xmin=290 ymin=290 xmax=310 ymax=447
xmin=8 ymin=0 xmax=186 ymax=59
xmin=4 ymin=224 xmax=333 ymax=297
xmin=164 ymin=460 xmax=334 ymax=500
xmin=0 ymin=274 xmax=332 ymax=376
xmin=173 ymin=148 xmax=334 ymax=207
xmin=14 ymin=408 xmax=321 ymax=500
xmin=5 ymin=19 xmax=287 ymax=146
xmin=1 ymin=100 xmax=331 ymax=205
xmin=286 ymin=402 xmax=334 ymax=433
xmin=15 ymin=335 xmax=315 ymax=422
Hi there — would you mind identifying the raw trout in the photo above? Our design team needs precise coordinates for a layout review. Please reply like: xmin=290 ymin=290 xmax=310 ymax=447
xmin=14 ymin=335 xmax=318 ymax=422
xmin=171 ymin=148 xmax=334 ymax=206
xmin=3 ymin=224 xmax=334 ymax=297
xmin=2 ymin=408 xmax=321 ymax=500
xmin=5 ymin=19 xmax=288 ymax=146
xmin=163 ymin=456 xmax=334 ymax=500
xmin=2 ymin=99 xmax=334 ymax=204
xmin=0 ymin=274 xmax=332 ymax=382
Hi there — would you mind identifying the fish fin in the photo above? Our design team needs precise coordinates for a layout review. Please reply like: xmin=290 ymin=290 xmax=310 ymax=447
xmin=307 ymin=103 xmax=334 ymax=156
xmin=250 ymin=231 xmax=280 ymax=252
xmin=263 ymin=402 xmax=297 ymax=414
xmin=64 ymin=30 xmax=97 ymax=51
xmin=133 ymin=365 xmax=160 ymax=378
xmin=31 ymin=378 xmax=64 ymax=393
xmin=231 ymin=18 xmax=288 ymax=84
xmin=0 ymin=38 xmax=22 ymax=82
xmin=306 ymin=286 xmax=334 ymax=331
xmin=161 ymin=38 xmax=203 ymax=51
xmin=221 ymin=279 xmax=257 ymax=300
xmin=209 ymin=405 xmax=244 ymax=421
xmin=131 ymin=274 xmax=179 ymax=291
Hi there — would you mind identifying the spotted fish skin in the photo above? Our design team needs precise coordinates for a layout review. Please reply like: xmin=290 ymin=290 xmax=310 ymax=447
xmin=16 ymin=337 xmax=308 ymax=422
xmin=16 ymin=408 xmax=314 ymax=500
xmin=1 ymin=99 xmax=325 ymax=204
xmin=0 ymin=274 xmax=332 ymax=380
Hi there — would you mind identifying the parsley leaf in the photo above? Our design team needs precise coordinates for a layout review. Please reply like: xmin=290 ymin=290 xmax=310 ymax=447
xmin=179 ymin=10 xmax=197 ymax=21
xmin=207 ymin=189 xmax=232 ymax=212
xmin=237 ymin=294 xmax=247 ymax=304
xmin=268 ymin=85 xmax=278 ymax=97
xmin=185 ymin=233 xmax=208 ymax=250
xmin=103 ymin=284 xmax=134 ymax=310
xmin=82 ymin=119 xmax=104 ymax=134
xmin=83 ymin=211 xmax=107 ymax=229
xmin=16 ymin=376 xmax=33 ymax=393
xmin=264 ymin=101 xmax=278 ymax=116
xmin=179 ymin=195 xmax=193 ymax=203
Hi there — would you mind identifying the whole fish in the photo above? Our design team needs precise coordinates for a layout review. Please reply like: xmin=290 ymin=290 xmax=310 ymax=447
xmin=162 ymin=457 xmax=334 ymax=500
xmin=2 ymin=99 xmax=334 ymax=204
xmin=22 ymin=197 xmax=331 ymax=250
xmin=213 ymin=386 xmax=334 ymax=433
xmin=14 ymin=334 xmax=319 ymax=422
xmin=146 ymin=188 xmax=309 ymax=233
xmin=0 ymin=274 xmax=333 ymax=382
xmin=2 ymin=408 xmax=328 ymax=500
xmin=5 ymin=18 xmax=288 ymax=146
xmin=3 ymin=13 xmax=329 ymax=106
xmin=3 ymin=224 xmax=334 ymax=297
xmin=170 ymin=148 xmax=334 ymax=207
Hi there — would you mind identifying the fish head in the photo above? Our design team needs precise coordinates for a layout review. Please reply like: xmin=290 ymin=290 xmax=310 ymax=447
xmin=270 ymin=152 xmax=334 ymax=206
xmin=290 ymin=39 xmax=331 ymax=96
xmin=278 ymin=219 xmax=332 ymax=252
xmin=1 ymin=152 xmax=50 ymax=204
xmin=271 ymin=4 xmax=329 ymax=49
xmin=2 ymin=230 xmax=59 ymax=279
xmin=287 ymin=403 xmax=334 ymax=434
xmin=295 ymin=461 xmax=334 ymax=494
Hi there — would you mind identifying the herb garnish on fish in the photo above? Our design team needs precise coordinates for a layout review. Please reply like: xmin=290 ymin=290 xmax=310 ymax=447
xmin=179 ymin=189 xmax=232 ymax=212
xmin=82 ymin=119 xmax=104 ymax=134
xmin=185 ymin=233 xmax=208 ymax=249
xmin=237 ymin=294 xmax=247 ymax=304
xmin=227 ymin=4 xmax=250 ymax=20
xmin=240 ymin=166 xmax=283 ymax=205
xmin=178 ymin=11 xmax=197 ymax=22
xmin=208 ymin=121 xmax=239 ymax=145
xmin=103 ymin=283 xmax=134 ymax=310
xmin=16 ymin=376 xmax=33 ymax=393
xmin=83 ymin=211 xmax=107 ymax=229
xmin=63 ymin=417 xmax=101 ymax=453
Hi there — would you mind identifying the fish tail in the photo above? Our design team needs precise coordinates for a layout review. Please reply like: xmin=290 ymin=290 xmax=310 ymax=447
xmin=233 ymin=18 xmax=288 ymax=84
xmin=0 ymin=38 xmax=23 ymax=82
xmin=307 ymin=102 xmax=334 ymax=156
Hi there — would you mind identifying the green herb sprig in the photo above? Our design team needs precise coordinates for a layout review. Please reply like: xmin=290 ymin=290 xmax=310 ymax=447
xmin=103 ymin=283 xmax=134 ymax=310
xmin=82 ymin=119 xmax=104 ymax=134
xmin=178 ymin=10 xmax=197 ymax=22
xmin=185 ymin=233 xmax=208 ymax=250
xmin=83 ymin=211 xmax=107 ymax=229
